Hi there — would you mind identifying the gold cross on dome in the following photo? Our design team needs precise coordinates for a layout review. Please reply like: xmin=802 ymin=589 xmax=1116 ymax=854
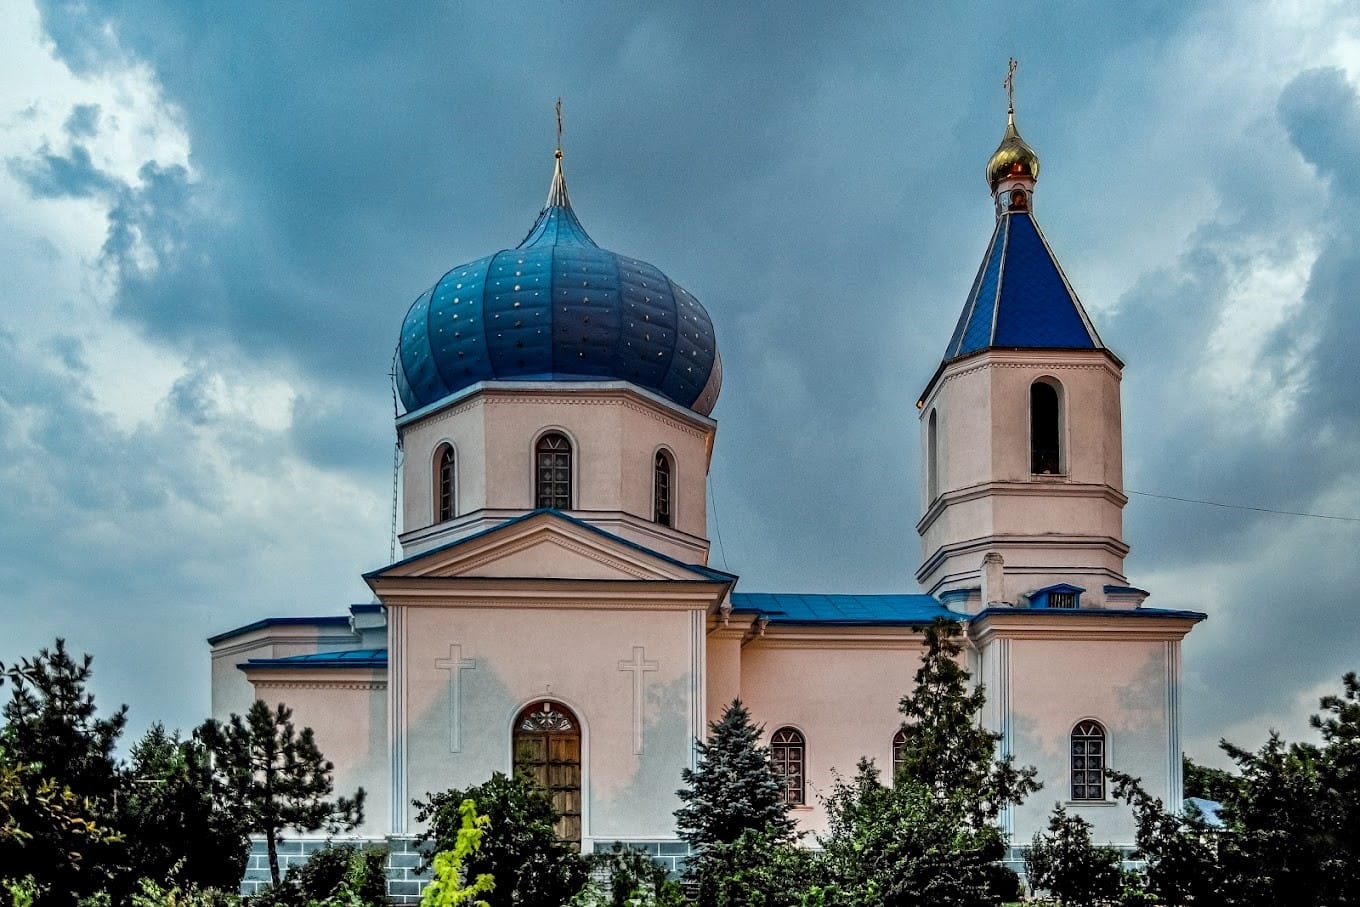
xmin=555 ymin=97 xmax=564 ymax=158
xmin=1004 ymin=57 xmax=1018 ymax=113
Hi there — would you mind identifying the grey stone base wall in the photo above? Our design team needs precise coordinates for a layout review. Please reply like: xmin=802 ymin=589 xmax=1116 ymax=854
xmin=590 ymin=839 xmax=692 ymax=877
xmin=384 ymin=836 xmax=433 ymax=906
xmin=240 ymin=836 xmax=430 ymax=905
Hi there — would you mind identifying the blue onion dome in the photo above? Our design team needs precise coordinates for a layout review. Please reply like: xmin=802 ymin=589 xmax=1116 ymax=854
xmin=395 ymin=151 xmax=722 ymax=416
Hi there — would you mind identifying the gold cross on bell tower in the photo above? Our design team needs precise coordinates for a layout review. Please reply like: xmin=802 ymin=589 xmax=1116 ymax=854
xmin=1004 ymin=57 xmax=1018 ymax=115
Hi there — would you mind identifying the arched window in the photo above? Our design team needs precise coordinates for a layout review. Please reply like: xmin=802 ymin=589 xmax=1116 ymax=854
xmin=1071 ymin=720 xmax=1106 ymax=801
xmin=535 ymin=433 xmax=573 ymax=510
xmin=513 ymin=700 xmax=582 ymax=844
xmin=435 ymin=444 xmax=455 ymax=523
xmin=654 ymin=451 xmax=673 ymax=527
xmin=892 ymin=728 xmax=909 ymax=786
xmin=927 ymin=409 xmax=939 ymax=502
xmin=771 ymin=727 xmax=806 ymax=806
xmin=1030 ymin=380 xmax=1062 ymax=475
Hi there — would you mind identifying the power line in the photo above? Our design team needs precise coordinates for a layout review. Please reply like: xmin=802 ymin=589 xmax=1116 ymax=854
xmin=708 ymin=474 xmax=730 ymax=573
xmin=1126 ymin=489 xmax=1360 ymax=524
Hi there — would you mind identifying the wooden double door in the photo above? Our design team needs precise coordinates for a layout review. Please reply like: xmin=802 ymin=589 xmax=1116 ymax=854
xmin=512 ymin=700 xmax=582 ymax=845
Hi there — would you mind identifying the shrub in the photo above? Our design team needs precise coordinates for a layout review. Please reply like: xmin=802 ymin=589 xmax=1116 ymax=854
xmin=1025 ymin=805 xmax=1122 ymax=906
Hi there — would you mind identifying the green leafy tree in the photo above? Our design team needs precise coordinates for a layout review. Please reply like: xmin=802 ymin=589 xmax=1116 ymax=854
xmin=420 ymin=800 xmax=494 ymax=907
xmin=0 ymin=640 xmax=126 ymax=904
xmin=1108 ymin=770 xmax=1226 ymax=907
xmin=674 ymin=699 xmax=794 ymax=851
xmin=582 ymin=843 xmax=685 ymax=907
xmin=817 ymin=760 xmax=1009 ymax=907
xmin=687 ymin=827 xmax=822 ymax=907
xmin=413 ymin=773 xmax=586 ymax=907
xmin=0 ymin=747 xmax=115 ymax=905
xmin=118 ymin=724 xmax=250 ymax=893
xmin=1182 ymin=755 xmax=1238 ymax=804
xmin=1024 ymin=805 xmax=1122 ymax=907
xmin=196 ymin=701 xmax=364 ymax=888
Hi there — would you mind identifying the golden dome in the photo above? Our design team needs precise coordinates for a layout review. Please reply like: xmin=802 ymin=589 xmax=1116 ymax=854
xmin=986 ymin=111 xmax=1040 ymax=190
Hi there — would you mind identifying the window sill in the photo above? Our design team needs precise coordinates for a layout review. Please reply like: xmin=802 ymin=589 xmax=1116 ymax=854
xmin=1064 ymin=799 xmax=1117 ymax=808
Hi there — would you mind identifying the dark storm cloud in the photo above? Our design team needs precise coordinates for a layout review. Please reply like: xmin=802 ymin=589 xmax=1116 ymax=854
xmin=63 ymin=102 xmax=99 ymax=139
xmin=1103 ymin=65 xmax=1360 ymax=745
xmin=10 ymin=0 xmax=1360 ymax=749
xmin=1277 ymin=68 xmax=1360 ymax=442
xmin=7 ymin=141 xmax=116 ymax=198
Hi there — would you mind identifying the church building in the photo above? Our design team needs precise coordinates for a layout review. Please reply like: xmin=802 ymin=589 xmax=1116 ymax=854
xmin=209 ymin=97 xmax=1203 ymax=898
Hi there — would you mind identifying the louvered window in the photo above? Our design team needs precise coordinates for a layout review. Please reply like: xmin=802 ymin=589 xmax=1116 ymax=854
xmin=654 ymin=451 xmax=672 ymax=526
xmin=436 ymin=445 xmax=455 ymax=522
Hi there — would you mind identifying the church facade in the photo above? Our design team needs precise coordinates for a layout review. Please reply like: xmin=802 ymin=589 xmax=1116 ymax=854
xmin=209 ymin=103 xmax=1203 ymax=898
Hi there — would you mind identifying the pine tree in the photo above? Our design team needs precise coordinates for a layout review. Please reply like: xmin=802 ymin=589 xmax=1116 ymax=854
xmin=0 ymin=639 xmax=127 ymax=904
xmin=196 ymin=700 xmax=364 ymax=887
xmin=119 ymin=723 xmax=251 ymax=891
xmin=895 ymin=618 xmax=1038 ymax=822
xmin=674 ymin=699 xmax=794 ymax=851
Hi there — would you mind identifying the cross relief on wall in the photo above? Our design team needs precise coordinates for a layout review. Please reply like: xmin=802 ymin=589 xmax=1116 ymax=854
xmin=435 ymin=644 xmax=477 ymax=753
xmin=618 ymin=645 xmax=659 ymax=755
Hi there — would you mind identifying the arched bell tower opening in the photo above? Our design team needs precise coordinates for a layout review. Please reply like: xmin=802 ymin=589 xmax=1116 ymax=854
xmin=1029 ymin=378 xmax=1062 ymax=476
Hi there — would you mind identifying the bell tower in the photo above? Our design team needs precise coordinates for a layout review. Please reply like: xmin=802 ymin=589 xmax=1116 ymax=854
xmin=916 ymin=74 xmax=1134 ymax=611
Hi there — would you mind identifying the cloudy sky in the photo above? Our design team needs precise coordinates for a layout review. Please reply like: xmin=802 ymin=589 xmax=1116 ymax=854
xmin=2 ymin=0 xmax=1359 ymax=768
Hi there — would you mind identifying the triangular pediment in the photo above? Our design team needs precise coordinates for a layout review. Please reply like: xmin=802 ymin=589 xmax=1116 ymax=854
xmin=367 ymin=511 xmax=722 ymax=583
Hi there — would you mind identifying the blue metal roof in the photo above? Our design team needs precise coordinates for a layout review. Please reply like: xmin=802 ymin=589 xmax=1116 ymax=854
xmin=207 ymin=616 xmax=351 ymax=646
xmin=730 ymin=593 xmax=957 ymax=626
xmin=396 ymin=157 xmax=721 ymax=416
xmin=1185 ymin=797 xmax=1225 ymax=828
xmin=241 ymin=648 xmax=388 ymax=670
xmin=943 ymin=211 xmax=1103 ymax=361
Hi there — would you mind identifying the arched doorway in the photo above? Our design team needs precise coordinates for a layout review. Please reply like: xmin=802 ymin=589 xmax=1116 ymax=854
xmin=512 ymin=700 xmax=582 ymax=845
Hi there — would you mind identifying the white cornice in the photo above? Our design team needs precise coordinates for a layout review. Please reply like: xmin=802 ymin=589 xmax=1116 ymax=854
xmin=968 ymin=612 xmax=1200 ymax=646
xmin=918 ymin=347 xmax=1122 ymax=411
xmin=251 ymin=679 xmax=387 ymax=691
xmin=917 ymin=480 xmax=1128 ymax=534
xmin=372 ymin=579 xmax=728 ymax=612
xmin=396 ymin=381 xmax=716 ymax=435
xmin=210 ymin=631 xmax=357 ymax=658
xmin=916 ymin=534 xmax=1131 ymax=585
xmin=739 ymin=625 xmax=929 ymax=650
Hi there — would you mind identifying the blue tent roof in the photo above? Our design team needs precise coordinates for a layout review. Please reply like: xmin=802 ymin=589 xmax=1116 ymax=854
xmin=730 ymin=593 xmax=957 ymax=626
xmin=942 ymin=210 xmax=1103 ymax=361
xmin=396 ymin=156 xmax=721 ymax=416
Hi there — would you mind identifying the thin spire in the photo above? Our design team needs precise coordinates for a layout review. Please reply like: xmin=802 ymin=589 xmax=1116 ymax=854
xmin=546 ymin=97 xmax=570 ymax=208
